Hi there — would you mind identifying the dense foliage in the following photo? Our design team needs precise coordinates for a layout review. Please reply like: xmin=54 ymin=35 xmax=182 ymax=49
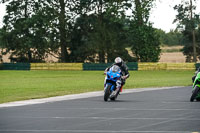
xmin=128 ymin=0 xmax=161 ymax=62
xmin=0 ymin=0 xmax=161 ymax=63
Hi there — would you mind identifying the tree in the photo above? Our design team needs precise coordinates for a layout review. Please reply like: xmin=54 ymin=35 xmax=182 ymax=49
xmin=1 ymin=0 xmax=61 ymax=62
xmin=0 ymin=28 xmax=6 ymax=62
xmin=58 ymin=0 xmax=68 ymax=62
xmin=89 ymin=0 xmax=128 ymax=63
xmin=70 ymin=0 xmax=133 ymax=63
xmin=1 ymin=0 xmax=76 ymax=62
xmin=69 ymin=14 xmax=97 ymax=62
xmin=128 ymin=0 xmax=161 ymax=62
xmin=2 ymin=0 xmax=45 ymax=62
xmin=174 ymin=0 xmax=200 ymax=62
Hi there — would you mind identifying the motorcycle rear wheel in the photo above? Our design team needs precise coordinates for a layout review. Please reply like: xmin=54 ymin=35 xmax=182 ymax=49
xmin=190 ymin=86 xmax=200 ymax=102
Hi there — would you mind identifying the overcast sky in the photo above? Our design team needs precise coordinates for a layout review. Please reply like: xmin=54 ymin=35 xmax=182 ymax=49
xmin=0 ymin=0 xmax=199 ymax=32
xmin=0 ymin=3 xmax=6 ymax=28
xmin=150 ymin=0 xmax=200 ymax=32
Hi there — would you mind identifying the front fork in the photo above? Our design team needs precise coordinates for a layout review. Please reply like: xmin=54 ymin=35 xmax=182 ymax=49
xmin=104 ymin=83 xmax=115 ymax=92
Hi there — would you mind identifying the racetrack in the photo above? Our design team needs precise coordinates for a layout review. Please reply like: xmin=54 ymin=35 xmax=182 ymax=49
xmin=0 ymin=86 xmax=200 ymax=133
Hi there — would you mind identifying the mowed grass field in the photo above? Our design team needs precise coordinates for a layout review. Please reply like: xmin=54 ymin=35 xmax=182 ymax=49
xmin=0 ymin=70 xmax=194 ymax=103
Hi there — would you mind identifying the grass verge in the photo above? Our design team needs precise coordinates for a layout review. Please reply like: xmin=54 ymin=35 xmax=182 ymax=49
xmin=0 ymin=70 xmax=194 ymax=103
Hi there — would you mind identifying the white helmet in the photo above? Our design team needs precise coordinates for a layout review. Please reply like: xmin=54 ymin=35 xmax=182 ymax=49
xmin=114 ymin=57 xmax=123 ymax=66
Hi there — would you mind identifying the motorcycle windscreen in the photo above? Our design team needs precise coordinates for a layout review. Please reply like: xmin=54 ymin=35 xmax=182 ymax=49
xmin=111 ymin=65 xmax=120 ymax=73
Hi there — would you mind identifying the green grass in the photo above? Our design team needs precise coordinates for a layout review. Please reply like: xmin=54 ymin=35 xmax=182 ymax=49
xmin=0 ymin=70 xmax=194 ymax=103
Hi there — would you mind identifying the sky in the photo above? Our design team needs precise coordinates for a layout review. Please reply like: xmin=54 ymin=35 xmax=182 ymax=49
xmin=0 ymin=0 xmax=200 ymax=33
xmin=0 ymin=3 xmax=6 ymax=28
xmin=150 ymin=0 xmax=200 ymax=32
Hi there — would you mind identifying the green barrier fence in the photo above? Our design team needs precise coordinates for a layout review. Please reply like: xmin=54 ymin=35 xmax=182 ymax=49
xmin=195 ymin=63 xmax=200 ymax=70
xmin=2 ymin=63 xmax=30 ymax=70
xmin=83 ymin=63 xmax=112 ymax=70
xmin=0 ymin=63 xmax=3 ymax=70
xmin=127 ymin=62 xmax=138 ymax=70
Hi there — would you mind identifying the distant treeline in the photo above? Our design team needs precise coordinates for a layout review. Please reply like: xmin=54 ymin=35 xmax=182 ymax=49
xmin=0 ymin=0 xmax=161 ymax=63
xmin=156 ymin=29 xmax=184 ymax=46
xmin=0 ymin=0 xmax=199 ymax=63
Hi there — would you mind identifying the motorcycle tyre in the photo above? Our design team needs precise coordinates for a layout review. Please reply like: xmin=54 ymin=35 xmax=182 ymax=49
xmin=190 ymin=86 xmax=200 ymax=102
xmin=104 ymin=84 xmax=111 ymax=101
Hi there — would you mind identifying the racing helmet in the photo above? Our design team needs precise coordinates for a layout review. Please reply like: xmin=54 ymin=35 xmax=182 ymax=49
xmin=114 ymin=57 xmax=123 ymax=67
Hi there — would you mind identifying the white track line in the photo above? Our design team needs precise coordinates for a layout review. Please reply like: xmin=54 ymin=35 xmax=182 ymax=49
xmin=0 ymin=86 xmax=183 ymax=108
xmin=0 ymin=129 xmax=193 ymax=132
xmin=9 ymin=116 xmax=200 ymax=121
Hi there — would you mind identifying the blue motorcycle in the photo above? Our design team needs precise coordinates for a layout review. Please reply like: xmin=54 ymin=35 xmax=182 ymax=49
xmin=104 ymin=65 xmax=122 ymax=101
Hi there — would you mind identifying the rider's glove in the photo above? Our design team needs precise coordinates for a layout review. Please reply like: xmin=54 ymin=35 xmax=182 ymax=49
xmin=104 ymin=68 xmax=109 ymax=75
xmin=104 ymin=71 xmax=107 ymax=75
xmin=122 ymin=75 xmax=127 ymax=80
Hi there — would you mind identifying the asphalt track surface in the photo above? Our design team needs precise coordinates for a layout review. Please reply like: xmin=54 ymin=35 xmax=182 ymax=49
xmin=0 ymin=86 xmax=200 ymax=133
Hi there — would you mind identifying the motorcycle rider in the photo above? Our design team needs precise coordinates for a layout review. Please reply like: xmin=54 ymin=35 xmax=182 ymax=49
xmin=104 ymin=57 xmax=130 ymax=96
xmin=192 ymin=67 xmax=200 ymax=82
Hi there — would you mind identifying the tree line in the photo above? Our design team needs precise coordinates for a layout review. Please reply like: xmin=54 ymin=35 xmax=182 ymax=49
xmin=0 ymin=0 xmax=199 ymax=63
xmin=0 ymin=0 xmax=161 ymax=63
xmin=156 ymin=29 xmax=184 ymax=46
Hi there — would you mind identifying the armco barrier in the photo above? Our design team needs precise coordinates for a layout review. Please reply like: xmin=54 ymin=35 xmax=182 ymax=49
xmin=2 ymin=63 xmax=30 ymax=70
xmin=0 ymin=62 xmax=197 ymax=71
xmin=127 ymin=62 xmax=138 ymax=70
xmin=0 ymin=63 xmax=3 ymax=70
xmin=83 ymin=62 xmax=138 ymax=70
xmin=31 ymin=63 xmax=83 ymax=70
xmin=195 ymin=63 xmax=200 ymax=70
xmin=138 ymin=63 xmax=195 ymax=71
xmin=166 ymin=63 xmax=195 ymax=70
xmin=83 ymin=63 xmax=112 ymax=70
xmin=138 ymin=63 xmax=165 ymax=70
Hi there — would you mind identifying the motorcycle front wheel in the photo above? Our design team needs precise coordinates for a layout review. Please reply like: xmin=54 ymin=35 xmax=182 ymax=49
xmin=190 ymin=86 xmax=200 ymax=102
xmin=104 ymin=84 xmax=111 ymax=101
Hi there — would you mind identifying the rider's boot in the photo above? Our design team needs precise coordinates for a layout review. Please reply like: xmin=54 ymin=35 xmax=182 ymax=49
xmin=110 ymin=87 xmax=120 ymax=97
